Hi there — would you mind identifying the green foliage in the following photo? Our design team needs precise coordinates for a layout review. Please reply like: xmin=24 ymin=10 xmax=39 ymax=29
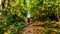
xmin=0 ymin=0 xmax=60 ymax=34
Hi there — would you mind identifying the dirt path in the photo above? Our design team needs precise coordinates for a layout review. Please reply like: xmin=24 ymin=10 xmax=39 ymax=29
xmin=24 ymin=24 xmax=35 ymax=34
xmin=23 ymin=21 xmax=46 ymax=34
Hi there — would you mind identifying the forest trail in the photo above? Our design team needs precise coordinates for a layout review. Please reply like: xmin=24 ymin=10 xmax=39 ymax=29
xmin=23 ymin=21 xmax=47 ymax=34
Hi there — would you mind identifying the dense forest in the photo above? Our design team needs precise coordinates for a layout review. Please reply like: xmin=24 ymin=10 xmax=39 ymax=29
xmin=0 ymin=0 xmax=60 ymax=34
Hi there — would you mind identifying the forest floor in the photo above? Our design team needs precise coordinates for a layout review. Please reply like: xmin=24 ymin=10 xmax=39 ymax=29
xmin=22 ymin=21 xmax=48 ymax=34
xmin=20 ymin=21 xmax=60 ymax=34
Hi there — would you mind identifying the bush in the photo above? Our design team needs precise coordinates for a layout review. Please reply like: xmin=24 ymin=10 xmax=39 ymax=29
xmin=0 ymin=0 xmax=60 ymax=34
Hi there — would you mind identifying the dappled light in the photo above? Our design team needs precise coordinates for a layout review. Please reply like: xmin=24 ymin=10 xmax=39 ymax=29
xmin=0 ymin=0 xmax=60 ymax=34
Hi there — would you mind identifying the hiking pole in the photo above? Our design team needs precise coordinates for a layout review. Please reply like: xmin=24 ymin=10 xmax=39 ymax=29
xmin=27 ymin=12 xmax=30 ymax=23
xmin=27 ymin=0 xmax=31 ymax=23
